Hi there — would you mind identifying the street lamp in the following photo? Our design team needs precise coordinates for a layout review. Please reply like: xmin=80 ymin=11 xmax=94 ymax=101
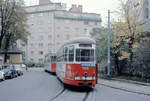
xmin=107 ymin=10 xmax=111 ymax=80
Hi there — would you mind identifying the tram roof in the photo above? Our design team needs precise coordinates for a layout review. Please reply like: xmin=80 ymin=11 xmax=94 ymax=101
xmin=63 ymin=37 xmax=96 ymax=46
xmin=46 ymin=53 xmax=57 ymax=57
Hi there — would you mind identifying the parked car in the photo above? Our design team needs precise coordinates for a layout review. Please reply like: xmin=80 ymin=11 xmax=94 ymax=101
xmin=3 ymin=65 xmax=18 ymax=79
xmin=0 ymin=66 xmax=5 ymax=81
xmin=22 ymin=64 xmax=26 ymax=68
xmin=14 ymin=65 xmax=23 ymax=76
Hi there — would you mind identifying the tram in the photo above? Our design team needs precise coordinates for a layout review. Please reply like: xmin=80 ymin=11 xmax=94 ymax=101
xmin=56 ymin=37 xmax=97 ymax=87
xmin=44 ymin=53 xmax=57 ymax=74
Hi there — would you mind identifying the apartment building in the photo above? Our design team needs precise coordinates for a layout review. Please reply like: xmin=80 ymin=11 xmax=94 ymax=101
xmin=23 ymin=0 xmax=102 ymax=63
xmin=127 ymin=0 xmax=150 ymax=29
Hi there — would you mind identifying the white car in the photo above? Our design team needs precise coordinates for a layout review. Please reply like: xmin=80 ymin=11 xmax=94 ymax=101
xmin=14 ymin=65 xmax=23 ymax=76
xmin=22 ymin=64 xmax=26 ymax=68
xmin=0 ymin=66 xmax=5 ymax=81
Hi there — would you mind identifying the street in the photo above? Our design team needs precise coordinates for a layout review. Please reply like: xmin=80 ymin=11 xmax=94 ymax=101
xmin=0 ymin=68 xmax=150 ymax=101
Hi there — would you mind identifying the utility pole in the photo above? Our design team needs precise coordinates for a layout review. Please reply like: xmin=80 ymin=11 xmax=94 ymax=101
xmin=107 ymin=10 xmax=111 ymax=80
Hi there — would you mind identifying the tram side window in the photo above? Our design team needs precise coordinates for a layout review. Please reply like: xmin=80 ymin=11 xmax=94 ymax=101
xmin=69 ymin=46 xmax=74 ymax=62
xmin=51 ymin=56 xmax=56 ymax=62
xmin=64 ymin=47 xmax=68 ymax=61
xmin=76 ymin=49 xmax=94 ymax=62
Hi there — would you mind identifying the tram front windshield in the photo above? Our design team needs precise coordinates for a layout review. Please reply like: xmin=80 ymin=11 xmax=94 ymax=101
xmin=76 ymin=49 xmax=94 ymax=62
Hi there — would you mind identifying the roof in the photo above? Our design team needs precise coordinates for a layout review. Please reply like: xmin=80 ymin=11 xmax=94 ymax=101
xmin=0 ymin=51 xmax=23 ymax=54
xmin=63 ymin=37 xmax=96 ymax=47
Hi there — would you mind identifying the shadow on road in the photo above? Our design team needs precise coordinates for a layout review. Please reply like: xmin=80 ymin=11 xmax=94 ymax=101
xmin=64 ymin=84 xmax=94 ymax=92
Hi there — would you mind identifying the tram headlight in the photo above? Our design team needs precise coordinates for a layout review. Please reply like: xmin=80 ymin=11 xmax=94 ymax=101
xmin=81 ymin=77 xmax=86 ymax=80
xmin=86 ymin=77 xmax=93 ymax=80
xmin=92 ymin=77 xmax=96 ymax=80
xmin=74 ymin=77 xmax=81 ymax=80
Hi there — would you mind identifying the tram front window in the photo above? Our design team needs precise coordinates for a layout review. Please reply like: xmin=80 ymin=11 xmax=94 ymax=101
xmin=76 ymin=49 xmax=94 ymax=62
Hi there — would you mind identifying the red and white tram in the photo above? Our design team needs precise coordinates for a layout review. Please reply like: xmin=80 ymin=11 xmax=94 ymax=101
xmin=44 ymin=53 xmax=57 ymax=74
xmin=56 ymin=37 xmax=97 ymax=87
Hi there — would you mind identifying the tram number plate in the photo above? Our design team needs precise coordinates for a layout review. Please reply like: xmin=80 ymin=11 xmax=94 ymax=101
xmin=82 ymin=67 xmax=89 ymax=70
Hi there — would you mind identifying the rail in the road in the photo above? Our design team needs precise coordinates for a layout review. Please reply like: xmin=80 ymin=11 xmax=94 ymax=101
xmin=82 ymin=91 xmax=90 ymax=101
xmin=49 ymin=87 xmax=66 ymax=101
xmin=46 ymin=71 xmax=96 ymax=101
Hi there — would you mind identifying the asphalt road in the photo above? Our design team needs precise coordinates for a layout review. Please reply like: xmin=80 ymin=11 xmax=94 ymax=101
xmin=0 ymin=68 xmax=150 ymax=101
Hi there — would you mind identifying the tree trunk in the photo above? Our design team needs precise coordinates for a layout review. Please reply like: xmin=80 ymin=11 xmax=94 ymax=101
xmin=4 ymin=35 xmax=11 ymax=63
xmin=115 ymin=54 xmax=122 ymax=75
xmin=4 ymin=52 xmax=8 ymax=63
xmin=128 ymin=36 xmax=134 ymax=75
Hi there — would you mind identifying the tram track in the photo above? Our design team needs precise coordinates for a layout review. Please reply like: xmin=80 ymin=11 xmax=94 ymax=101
xmin=48 ymin=87 xmax=66 ymax=101
xmin=82 ymin=91 xmax=90 ymax=101
xmin=82 ymin=87 xmax=97 ymax=101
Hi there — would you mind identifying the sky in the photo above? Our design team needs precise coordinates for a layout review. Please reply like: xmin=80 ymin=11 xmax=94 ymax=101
xmin=24 ymin=0 xmax=120 ymax=25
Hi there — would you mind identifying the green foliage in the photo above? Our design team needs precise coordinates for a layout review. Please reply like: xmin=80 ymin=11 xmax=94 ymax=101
xmin=0 ymin=0 xmax=29 ymax=50
xmin=35 ymin=63 xmax=44 ymax=67
xmin=97 ymin=32 xmax=107 ymax=63
xmin=109 ymin=0 xmax=150 ymax=78
xmin=96 ymin=28 xmax=115 ymax=63
xmin=25 ymin=62 xmax=35 ymax=67
xmin=132 ymin=38 xmax=150 ymax=78
xmin=25 ymin=62 xmax=44 ymax=68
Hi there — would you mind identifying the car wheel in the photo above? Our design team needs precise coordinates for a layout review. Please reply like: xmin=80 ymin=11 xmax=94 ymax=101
xmin=2 ymin=77 xmax=5 ymax=81
xmin=15 ymin=74 xmax=18 ymax=77
xmin=11 ymin=74 xmax=14 ymax=79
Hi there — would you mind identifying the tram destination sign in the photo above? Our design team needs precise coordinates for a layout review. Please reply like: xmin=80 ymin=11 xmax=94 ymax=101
xmin=81 ymin=63 xmax=95 ymax=67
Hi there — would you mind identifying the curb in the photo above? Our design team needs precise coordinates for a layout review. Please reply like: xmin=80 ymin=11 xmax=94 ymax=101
xmin=111 ymin=78 xmax=150 ymax=87
xmin=98 ymin=83 xmax=150 ymax=96
xmin=99 ymin=77 xmax=150 ymax=86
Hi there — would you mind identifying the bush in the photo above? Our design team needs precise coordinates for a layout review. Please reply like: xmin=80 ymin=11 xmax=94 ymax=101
xmin=35 ymin=63 xmax=44 ymax=67
xmin=25 ymin=62 xmax=44 ymax=67
xmin=25 ymin=62 xmax=35 ymax=67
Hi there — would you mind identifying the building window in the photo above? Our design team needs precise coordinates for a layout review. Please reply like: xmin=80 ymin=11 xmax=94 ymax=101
xmin=145 ymin=8 xmax=149 ymax=19
xmin=39 ymin=35 xmax=44 ymax=41
xmin=31 ymin=51 xmax=34 ymax=54
xmin=65 ymin=20 xmax=70 ymax=24
xmin=57 ymin=34 xmax=60 ymax=38
xmin=48 ymin=35 xmax=52 ymax=39
xmin=21 ymin=43 xmax=25 ymax=47
xmin=48 ymin=21 xmax=51 ymax=24
xmin=57 ymin=27 xmax=60 ymax=30
xmin=65 ymin=27 xmax=69 ymax=32
xmin=84 ymin=21 xmax=89 ymax=25
xmin=38 ymin=58 xmax=43 ymax=63
xmin=84 ymin=28 xmax=88 ymax=33
xmin=48 ymin=43 xmax=52 ymax=46
xmin=39 ymin=43 xmax=43 ymax=47
xmin=66 ymin=34 xmax=70 ymax=40
xmin=95 ymin=22 xmax=98 ymax=25
xmin=75 ymin=28 xmax=79 ymax=32
xmin=39 ymin=51 xmax=43 ymax=55
xmin=39 ymin=13 xmax=43 ymax=16
xmin=30 ymin=43 xmax=33 ymax=46
xmin=30 ymin=14 xmax=34 ymax=18
xmin=30 ymin=58 xmax=34 ymax=61
xmin=57 ymin=42 xmax=60 ymax=45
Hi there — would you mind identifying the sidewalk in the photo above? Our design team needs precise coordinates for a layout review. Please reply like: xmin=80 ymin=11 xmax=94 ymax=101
xmin=98 ymin=79 xmax=150 ymax=96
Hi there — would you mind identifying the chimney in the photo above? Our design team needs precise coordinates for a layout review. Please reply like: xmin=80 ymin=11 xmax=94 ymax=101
xmin=69 ymin=4 xmax=82 ymax=13
xmin=78 ymin=5 xmax=83 ymax=13
xmin=39 ymin=0 xmax=51 ymax=5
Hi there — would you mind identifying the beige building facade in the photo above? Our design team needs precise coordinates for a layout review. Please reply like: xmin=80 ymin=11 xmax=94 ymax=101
xmin=24 ymin=1 xmax=102 ymax=63
xmin=127 ymin=0 xmax=150 ymax=29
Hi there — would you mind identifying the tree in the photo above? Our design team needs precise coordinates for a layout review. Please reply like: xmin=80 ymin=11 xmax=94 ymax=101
xmin=111 ymin=0 xmax=149 ymax=75
xmin=0 ymin=0 xmax=29 ymax=62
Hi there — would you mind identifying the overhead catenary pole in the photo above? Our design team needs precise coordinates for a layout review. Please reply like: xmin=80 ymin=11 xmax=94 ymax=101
xmin=107 ymin=10 xmax=111 ymax=80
